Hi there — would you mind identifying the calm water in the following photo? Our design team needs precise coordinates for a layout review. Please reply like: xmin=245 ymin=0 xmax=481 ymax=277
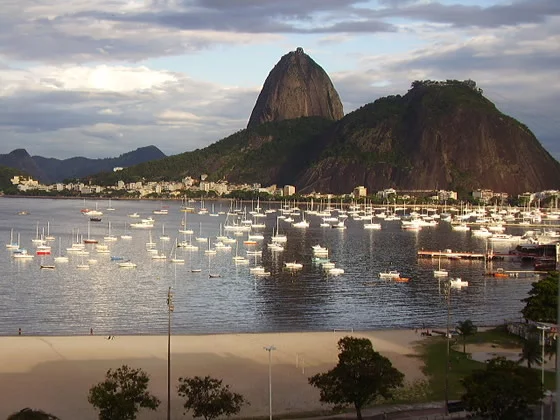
xmin=0 ymin=197 xmax=543 ymax=335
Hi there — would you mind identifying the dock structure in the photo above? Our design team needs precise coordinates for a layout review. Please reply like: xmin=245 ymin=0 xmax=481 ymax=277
xmin=417 ymin=249 xmax=488 ymax=260
xmin=485 ymin=270 xmax=549 ymax=278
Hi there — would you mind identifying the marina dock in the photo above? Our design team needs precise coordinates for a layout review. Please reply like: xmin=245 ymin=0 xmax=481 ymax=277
xmin=417 ymin=249 xmax=489 ymax=260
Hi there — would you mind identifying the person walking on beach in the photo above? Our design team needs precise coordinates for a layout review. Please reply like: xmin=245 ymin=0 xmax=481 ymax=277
xmin=18 ymin=328 xmax=21 ymax=336
xmin=90 ymin=328 xmax=93 ymax=335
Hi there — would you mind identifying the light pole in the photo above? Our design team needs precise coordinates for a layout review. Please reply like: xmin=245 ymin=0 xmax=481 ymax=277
xmin=167 ymin=287 xmax=174 ymax=420
xmin=443 ymin=278 xmax=451 ymax=416
xmin=537 ymin=324 xmax=550 ymax=420
xmin=264 ymin=345 xmax=276 ymax=420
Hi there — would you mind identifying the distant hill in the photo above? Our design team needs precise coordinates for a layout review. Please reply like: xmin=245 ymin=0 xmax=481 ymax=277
xmin=0 ymin=146 xmax=166 ymax=184
xmin=88 ymin=80 xmax=560 ymax=195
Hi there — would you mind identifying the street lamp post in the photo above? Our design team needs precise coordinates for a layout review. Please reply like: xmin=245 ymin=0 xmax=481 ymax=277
xmin=264 ymin=345 xmax=276 ymax=420
xmin=443 ymin=279 xmax=451 ymax=416
xmin=167 ymin=287 xmax=174 ymax=420
xmin=537 ymin=324 xmax=550 ymax=420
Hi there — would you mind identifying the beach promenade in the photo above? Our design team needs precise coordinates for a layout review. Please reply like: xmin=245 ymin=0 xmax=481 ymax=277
xmin=0 ymin=330 xmax=427 ymax=419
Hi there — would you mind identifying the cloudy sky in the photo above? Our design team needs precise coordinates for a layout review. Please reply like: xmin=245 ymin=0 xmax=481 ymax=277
xmin=1 ymin=0 xmax=559 ymax=160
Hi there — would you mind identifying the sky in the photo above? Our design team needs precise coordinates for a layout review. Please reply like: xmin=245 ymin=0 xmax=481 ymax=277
xmin=1 ymin=0 xmax=559 ymax=161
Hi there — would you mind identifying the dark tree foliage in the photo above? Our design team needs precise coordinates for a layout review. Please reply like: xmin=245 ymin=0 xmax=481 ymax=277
xmin=88 ymin=365 xmax=160 ymax=420
xmin=521 ymin=272 xmax=558 ymax=323
xmin=456 ymin=319 xmax=478 ymax=354
xmin=177 ymin=376 xmax=247 ymax=420
xmin=461 ymin=357 xmax=543 ymax=420
xmin=6 ymin=408 xmax=59 ymax=420
xmin=308 ymin=336 xmax=404 ymax=420
xmin=518 ymin=337 xmax=543 ymax=369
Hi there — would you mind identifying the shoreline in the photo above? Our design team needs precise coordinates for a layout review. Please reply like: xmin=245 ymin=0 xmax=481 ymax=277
xmin=0 ymin=330 xmax=428 ymax=419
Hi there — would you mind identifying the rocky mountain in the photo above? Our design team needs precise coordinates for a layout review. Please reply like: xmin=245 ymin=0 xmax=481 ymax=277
xmin=93 ymin=80 xmax=560 ymax=196
xmin=296 ymin=80 xmax=560 ymax=195
xmin=247 ymin=47 xmax=344 ymax=128
xmin=0 ymin=146 xmax=166 ymax=184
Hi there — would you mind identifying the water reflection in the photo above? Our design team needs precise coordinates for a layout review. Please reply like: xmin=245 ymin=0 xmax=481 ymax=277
xmin=0 ymin=197 xmax=542 ymax=335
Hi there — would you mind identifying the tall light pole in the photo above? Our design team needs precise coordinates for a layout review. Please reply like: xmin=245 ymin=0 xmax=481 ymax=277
xmin=167 ymin=287 xmax=174 ymax=420
xmin=264 ymin=345 xmax=276 ymax=420
xmin=537 ymin=324 xmax=550 ymax=420
xmin=443 ymin=278 xmax=451 ymax=416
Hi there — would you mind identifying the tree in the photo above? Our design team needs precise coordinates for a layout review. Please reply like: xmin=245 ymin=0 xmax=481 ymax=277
xmin=6 ymin=409 xmax=59 ymax=420
xmin=461 ymin=357 xmax=543 ymax=420
xmin=456 ymin=319 xmax=478 ymax=354
xmin=518 ymin=337 xmax=543 ymax=369
xmin=308 ymin=336 xmax=404 ymax=420
xmin=521 ymin=272 xmax=558 ymax=323
xmin=177 ymin=375 xmax=247 ymax=420
xmin=88 ymin=365 xmax=160 ymax=420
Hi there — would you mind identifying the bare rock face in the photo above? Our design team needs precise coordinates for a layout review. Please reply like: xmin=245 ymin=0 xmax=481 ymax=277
xmin=247 ymin=47 xmax=344 ymax=128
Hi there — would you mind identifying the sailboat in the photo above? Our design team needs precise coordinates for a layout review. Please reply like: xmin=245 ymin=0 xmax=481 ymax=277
xmin=6 ymin=229 xmax=19 ymax=249
xmin=169 ymin=238 xmax=185 ymax=263
xmin=433 ymin=254 xmax=449 ymax=277
xmin=120 ymin=223 xmax=132 ymax=240
xmin=83 ymin=220 xmax=98 ymax=244
xmin=204 ymin=237 xmax=217 ymax=255
xmin=31 ymin=222 xmax=45 ymax=245
xmin=160 ymin=224 xmax=170 ymax=241
xmin=104 ymin=221 xmax=118 ymax=242
xmin=179 ymin=211 xmax=194 ymax=234
xmin=54 ymin=237 xmax=69 ymax=263
xmin=45 ymin=221 xmax=56 ymax=241
xmin=271 ymin=217 xmax=287 ymax=243
xmin=195 ymin=222 xmax=207 ymax=242
xmin=106 ymin=198 xmax=115 ymax=211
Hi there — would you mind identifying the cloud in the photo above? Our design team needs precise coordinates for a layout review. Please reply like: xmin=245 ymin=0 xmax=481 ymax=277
xmin=0 ymin=63 xmax=257 ymax=158
xmin=371 ymin=0 xmax=560 ymax=28
xmin=330 ymin=17 xmax=560 ymax=159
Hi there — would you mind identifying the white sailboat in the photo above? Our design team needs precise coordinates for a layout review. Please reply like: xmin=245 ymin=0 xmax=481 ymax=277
xmin=195 ymin=222 xmax=207 ymax=242
xmin=160 ymin=224 xmax=170 ymax=241
xmin=54 ymin=237 xmax=69 ymax=263
xmin=5 ymin=229 xmax=19 ymax=249
xmin=433 ymin=254 xmax=449 ymax=277
xmin=104 ymin=221 xmax=118 ymax=242
xmin=120 ymin=223 xmax=132 ymax=240
xmin=169 ymin=238 xmax=185 ymax=263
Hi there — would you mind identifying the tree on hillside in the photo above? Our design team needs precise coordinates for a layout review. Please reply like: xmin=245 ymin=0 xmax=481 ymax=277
xmin=521 ymin=272 xmax=558 ymax=323
xmin=308 ymin=336 xmax=404 ymax=420
xmin=456 ymin=319 xmax=477 ymax=354
xmin=88 ymin=365 xmax=160 ymax=420
xmin=461 ymin=357 xmax=543 ymax=420
xmin=177 ymin=376 xmax=247 ymax=420
xmin=518 ymin=337 xmax=543 ymax=369
xmin=6 ymin=408 xmax=59 ymax=420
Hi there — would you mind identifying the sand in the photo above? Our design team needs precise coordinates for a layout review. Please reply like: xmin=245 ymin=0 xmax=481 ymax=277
xmin=0 ymin=330 xmax=426 ymax=419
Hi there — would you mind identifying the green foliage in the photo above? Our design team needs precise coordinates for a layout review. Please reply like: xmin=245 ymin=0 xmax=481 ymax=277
xmin=461 ymin=357 xmax=543 ymax=420
xmin=308 ymin=336 xmax=404 ymax=420
xmin=87 ymin=117 xmax=333 ymax=186
xmin=6 ymin=408 xmax=59 ymax=420
xmin=521 ymin=272 xmax=559 ymax=323
xmin=177 ymin=375 xmax=247 ymax=420
xmin=87 ymin=365 xmax=160 ymax=420
xmin=456 ymin=320 xmax=478 ymax=354
xmin=518 ymin=337 xmax=543 ymax=369
xmin=0 ymin=165 xmax=29 ymax=193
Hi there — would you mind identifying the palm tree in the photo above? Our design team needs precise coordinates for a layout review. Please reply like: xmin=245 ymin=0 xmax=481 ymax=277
xmin=456 ymin=319 xmax=478 ymax=354
xmin=518 ymin=338 xmax=543 ymax=369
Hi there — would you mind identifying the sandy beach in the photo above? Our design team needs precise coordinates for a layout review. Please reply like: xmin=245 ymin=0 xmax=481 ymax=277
xmin=0 ymin=330 xmax=426 ymax=419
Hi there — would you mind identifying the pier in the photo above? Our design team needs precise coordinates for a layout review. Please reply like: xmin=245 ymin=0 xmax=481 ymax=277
xmin=417 ymin=249 xmax=489 ymax=260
